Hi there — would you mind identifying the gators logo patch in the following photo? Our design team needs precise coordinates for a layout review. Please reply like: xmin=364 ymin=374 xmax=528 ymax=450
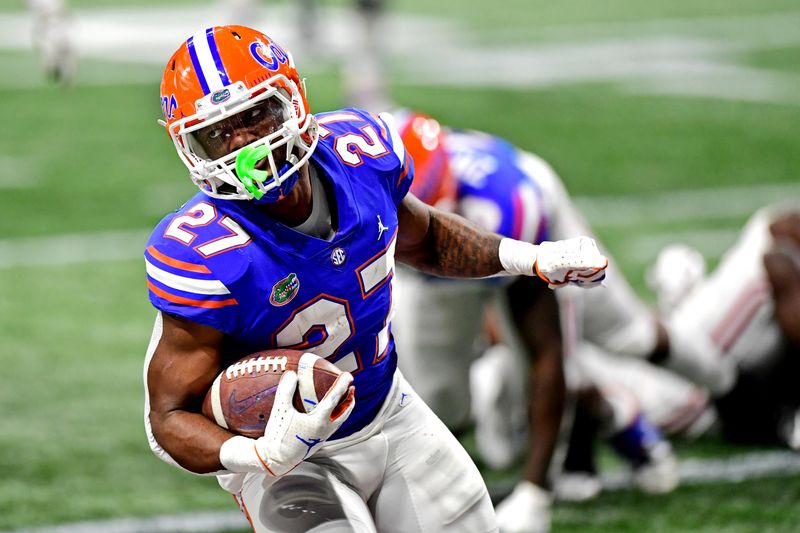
xmin=270 ymin=273 xmax=299 ymax=306
xmin=210 ymin=88 xmax=231 ymax=104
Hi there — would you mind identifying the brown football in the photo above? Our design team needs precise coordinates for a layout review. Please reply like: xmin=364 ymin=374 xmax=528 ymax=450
xmin=202 ymin=348 xmax=344 ymax=438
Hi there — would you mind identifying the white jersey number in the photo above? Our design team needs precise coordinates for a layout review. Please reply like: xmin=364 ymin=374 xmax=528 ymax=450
xmin=164 ymin=202 xmax=251 ymax=257
xmin=335 ymin=126 xmax=389 ymax=166
xmin=273 ymin=242 xmax=395 ymax=372
xmin=274 ymin=296 xmax=354 ymax=358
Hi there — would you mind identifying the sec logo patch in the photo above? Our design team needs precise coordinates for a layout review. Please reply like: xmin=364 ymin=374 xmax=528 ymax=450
xmin=331 ymin=248 xmax=346 ymax=266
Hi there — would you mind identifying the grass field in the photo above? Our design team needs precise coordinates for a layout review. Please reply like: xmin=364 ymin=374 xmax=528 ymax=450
xmin=0 ymin=0 xmax=798 ymax=531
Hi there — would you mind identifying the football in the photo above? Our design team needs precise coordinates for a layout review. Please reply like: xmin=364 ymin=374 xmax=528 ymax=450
xmin=202 ymin=348 xmax=344 ymax=438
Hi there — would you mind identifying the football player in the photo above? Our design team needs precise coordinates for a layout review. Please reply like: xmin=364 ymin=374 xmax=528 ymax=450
xmin=26 ymin=0 xmax=74 ymax=84
xmin=568 ymin=205 xmax=800 ymax=464
xmin=647 ymin=205 xmax=800 ymax=447
xmin=390 ymin=111 xmax=677 ymax=533
xmin=218 ymin=0 xmax=391 ymax=112
xmin=143 ymin=26 xmax=608 ymax=532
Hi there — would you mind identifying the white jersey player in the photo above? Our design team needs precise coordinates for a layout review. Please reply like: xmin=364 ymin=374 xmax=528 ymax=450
xmin=218 ymin=0 xmax=391 ymax=112
xmin=598 ymin=204 xmax=800 ymax=446
xmin=26 ymin=0 xmax=75 ymax=84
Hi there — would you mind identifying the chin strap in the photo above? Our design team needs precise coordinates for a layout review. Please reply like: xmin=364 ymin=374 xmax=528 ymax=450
xmin=235 ymin=145 xmax=300 ymax=203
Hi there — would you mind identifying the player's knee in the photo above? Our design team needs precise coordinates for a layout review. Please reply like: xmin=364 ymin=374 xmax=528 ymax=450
xmin=258 ymin=470 xmax=350 ymax=531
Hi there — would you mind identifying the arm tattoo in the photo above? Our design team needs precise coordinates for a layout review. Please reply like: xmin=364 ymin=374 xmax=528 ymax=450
xmin=420 ymin=210 xmax=504 ymax=278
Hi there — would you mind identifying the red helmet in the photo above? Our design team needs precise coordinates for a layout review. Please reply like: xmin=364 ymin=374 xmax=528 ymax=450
xmin=394 ymin=110 xmax=457 ymax=210
xmin=160 ymin=25 xmax=317 ymax=200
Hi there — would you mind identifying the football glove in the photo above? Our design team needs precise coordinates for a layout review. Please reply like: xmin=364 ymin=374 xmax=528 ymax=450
xmin=220 ymin=370 xmax=355 ymax=477
xmin=496 ymin=481 xmax=552 ymax=533
xmin=534 ymin=237 xmax=608 ymax=288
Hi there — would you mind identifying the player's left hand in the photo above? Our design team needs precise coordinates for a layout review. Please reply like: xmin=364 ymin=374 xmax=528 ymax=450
xmin=496 ymin=481 xmax=552 ymax=533
xmin=256 ymin=370 xmax=355 ymax=477
xmin=535 ymin=236 xmax=608 ymax=289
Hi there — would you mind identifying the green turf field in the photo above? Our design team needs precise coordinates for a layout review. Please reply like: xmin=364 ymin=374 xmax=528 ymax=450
xmin=0 ymin=0 xmax=798 ymax=531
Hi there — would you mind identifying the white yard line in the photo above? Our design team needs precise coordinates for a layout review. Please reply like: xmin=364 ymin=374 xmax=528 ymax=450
xmin=0 ymin=229 xmax=150 ymax=268
xmin=3 ymin=450 xmax=800 ymax=533
xmin=0 ymin=155 xmax=40 ymax=189
xmin=1 ymin=7 xmax=800 ymax=103
xmin=1 ymin=183 xmax=795 ymax=269
xmin=1 ymin=511 xmax=250 ymax=533
xmin=602 ymin=449 xmax=800 ymax=491
xmin=573 ymin=182 xmax=800 ymax=228
xmin=616 ymin=228 xmax=741 ymax=267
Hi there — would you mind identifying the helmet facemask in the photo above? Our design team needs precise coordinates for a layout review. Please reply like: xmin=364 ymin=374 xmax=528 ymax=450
xmin=167 ymin=75 xmax=318 ymax=201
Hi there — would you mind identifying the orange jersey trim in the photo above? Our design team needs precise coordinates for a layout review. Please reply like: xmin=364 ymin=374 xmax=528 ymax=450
xmin=396 ymin=152 xmax=411 ymax=188
xmin=147 ymin=280 xmax=238 ymax=308
xmin=147 ymin=245 xmax=212 ymax=274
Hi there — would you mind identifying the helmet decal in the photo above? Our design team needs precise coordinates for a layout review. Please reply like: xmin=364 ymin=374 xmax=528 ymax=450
xmin=250 ymin=40 xmax=289 ymax=72
xmin=210 ymin=88 xmax=231 ymax=104
xmin=161 ymin=94 xmax=178 ymax=119
xmin=187 ymin=28 xmax=232 ymax=95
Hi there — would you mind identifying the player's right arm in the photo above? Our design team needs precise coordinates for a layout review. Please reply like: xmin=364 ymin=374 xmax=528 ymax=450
xmin=146 ymin=313 xmax=233 ymax=474
xmin=396 ymin=192 xmax=608 ymax=286
xmin=147 ymin=313 xmax=355 ymax=476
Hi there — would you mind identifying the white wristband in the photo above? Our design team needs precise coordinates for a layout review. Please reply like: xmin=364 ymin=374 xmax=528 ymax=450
xmin=219 ymin=435 xmax=268 ymax=474
xmin=499 ymin=238 xmax=539 ymax=276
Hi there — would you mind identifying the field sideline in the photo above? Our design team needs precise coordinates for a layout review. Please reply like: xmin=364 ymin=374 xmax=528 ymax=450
xmin=3 ymin=449 xmax=800 ymax=533
xmin=0 ymin=0 xmax=798 ymax=532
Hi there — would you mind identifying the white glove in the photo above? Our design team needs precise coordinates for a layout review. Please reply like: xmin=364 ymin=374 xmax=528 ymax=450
xmin=498 ymin=236 xmax=608 ymax=289
xmin=220 ymin=370 xmax=355 ymax=477
xmin=535 ymin=237 xmax=608 ymax=288
xmin=496 ymin=481 xmax=552 ymax=533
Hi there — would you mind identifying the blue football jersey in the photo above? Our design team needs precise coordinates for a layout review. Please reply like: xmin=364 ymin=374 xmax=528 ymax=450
xmin=446 ymin=129 xmax=549 ymax=244
xmin=145 ymin=108 xmax=413 ymax=438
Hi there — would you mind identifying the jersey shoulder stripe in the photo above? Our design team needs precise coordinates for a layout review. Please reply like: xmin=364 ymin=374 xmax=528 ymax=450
xmin=146 ymin=245 xmax=211 ymax=273
xmin=147 ymin=280 xmax=238 ymax=309
xmin=145 ymin=244 xmax=239 ymax=310
xmin=145 ymin=257 xmax=231 ymax=295
xmin=395 ymin=151 xmax=411 ymax=188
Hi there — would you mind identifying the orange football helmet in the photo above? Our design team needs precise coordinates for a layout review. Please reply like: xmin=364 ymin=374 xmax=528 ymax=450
xmin=394 ymin=110 xmax=457 ymax=211
xmin=160 ymin=25 xmax=318 ymax=201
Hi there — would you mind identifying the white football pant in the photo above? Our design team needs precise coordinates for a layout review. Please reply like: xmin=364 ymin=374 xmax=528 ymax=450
xmin=575 ymin=342 xmax=715 ymax=438
xmin=660 ymin=206 xmax=786 ymax=395
xmin=231 ymin=372 xmax=498 ymax=533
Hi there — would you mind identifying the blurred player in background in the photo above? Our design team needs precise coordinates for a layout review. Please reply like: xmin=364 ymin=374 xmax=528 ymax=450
xmin=26 ymin=0 xmax=75 ymax=84
xmin=640 ymin=205 xmax=800 ymax=447
xmin=557 ymin=204 xmax=800 ymax=501
xmin=219 ymin=0 xmax=391 ymax=112
xmin=293 ymin=0 xmax=390 ymax=111
xmin=143 ymin=25 xmax=607 ymax=532
xmin=391 ymin=111 xmax=676 ymax=533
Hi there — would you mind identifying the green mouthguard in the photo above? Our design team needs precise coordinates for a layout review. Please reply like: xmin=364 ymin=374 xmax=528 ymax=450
xmin=235 ymin=145 xmax=271 ymax=199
